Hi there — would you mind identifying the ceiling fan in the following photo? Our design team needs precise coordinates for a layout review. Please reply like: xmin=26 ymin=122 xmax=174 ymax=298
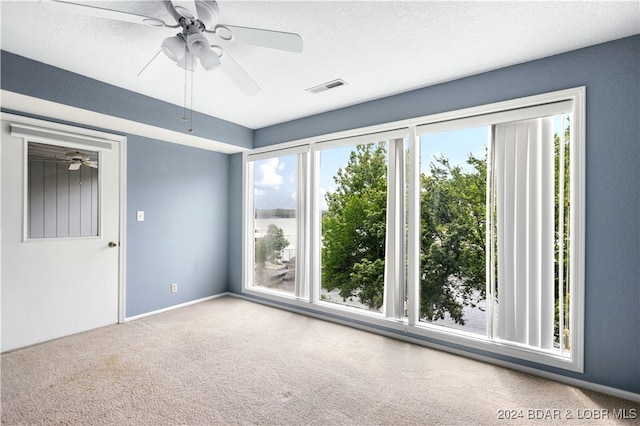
xmin=60 ymin=151 xmax=98 ymax=171
xmin=41 ymin=0 xmax=304 ymax=95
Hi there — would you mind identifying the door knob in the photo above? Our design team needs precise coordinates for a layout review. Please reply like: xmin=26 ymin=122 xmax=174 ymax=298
xmin=108 ymin=241 xmax=118 ymax=248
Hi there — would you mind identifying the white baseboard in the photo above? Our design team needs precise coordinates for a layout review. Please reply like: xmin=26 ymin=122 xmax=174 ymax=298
xmin=125 ymin=292 xmax=230 ymax=322
xmin=230 ymin=293 xmax=640 ymax=404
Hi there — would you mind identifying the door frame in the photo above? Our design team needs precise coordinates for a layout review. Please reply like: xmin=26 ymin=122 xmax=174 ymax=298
xmin=1 ymin=112 xmax=127 ymax=325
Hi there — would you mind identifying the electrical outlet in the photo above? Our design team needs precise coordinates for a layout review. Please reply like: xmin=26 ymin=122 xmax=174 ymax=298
xmin=171 ymin=283 xmax=178 ymax=293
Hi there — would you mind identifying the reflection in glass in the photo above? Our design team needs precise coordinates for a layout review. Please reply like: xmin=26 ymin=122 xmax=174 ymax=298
xmin=252 ymin=155 xmax=297 ymax=295
xmin=27 ymin=142 xmax=99 ymax=239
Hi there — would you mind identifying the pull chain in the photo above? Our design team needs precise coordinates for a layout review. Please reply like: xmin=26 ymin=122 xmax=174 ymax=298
xmin=181 ymin=41 xmax=188 ymax=122
xmin=180 ymin=36 xmax=195 ymax=133
xmin=188 ymin=53 xmax=195 ymax=133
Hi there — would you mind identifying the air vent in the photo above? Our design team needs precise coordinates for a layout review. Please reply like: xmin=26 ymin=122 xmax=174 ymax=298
xmin=306 ymin=79 xmax=347 ymax=94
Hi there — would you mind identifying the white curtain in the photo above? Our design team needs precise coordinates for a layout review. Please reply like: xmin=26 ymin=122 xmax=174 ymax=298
xmin=494 ymin=117 xmax=555 ymax=349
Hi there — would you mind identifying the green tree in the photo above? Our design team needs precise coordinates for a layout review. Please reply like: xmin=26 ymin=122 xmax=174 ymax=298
xmin=554 ymin=120 xmax=571 ymax=345
xmin=321 ymin=142 xmax=486 ymax=320
xmin=255 ymin=224 xmax=289 ymax=265
xmin=420 ymin=155 xmax=486 ymax=324
xmin=320 ymin=124 xmax=568 ymax=333
xmin=321 ymin=143 xmax=387 ymax=309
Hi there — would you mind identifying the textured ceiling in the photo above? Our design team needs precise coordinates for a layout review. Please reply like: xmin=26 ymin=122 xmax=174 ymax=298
xmin=1 ymin=1 xmax=639 ymax=130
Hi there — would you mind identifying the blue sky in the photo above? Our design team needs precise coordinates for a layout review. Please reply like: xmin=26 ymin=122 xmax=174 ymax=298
xmin=253 ymin=126 xmax=489 ymax=211
xmin=420 ymin=126 xmax=488 ymax=175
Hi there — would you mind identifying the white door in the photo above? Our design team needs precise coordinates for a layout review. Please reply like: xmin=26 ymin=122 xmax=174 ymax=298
xmin=1 ymin=115 xmax=122 ymax=352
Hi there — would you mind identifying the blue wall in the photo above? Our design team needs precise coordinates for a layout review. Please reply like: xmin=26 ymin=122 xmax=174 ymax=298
xmin=0 ymin=51 xmax=253 ymax=149
xmin=126 ymin=136 xmax=229 ymax=316
xmin=235 ymin=35 xmax=640 ymax=394
xmin=228 ymin=152 xmax=244 ymax=296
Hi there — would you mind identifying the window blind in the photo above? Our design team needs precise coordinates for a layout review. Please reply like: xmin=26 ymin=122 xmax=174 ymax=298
xmin=493 ymin=117 xmax=555 ymax=349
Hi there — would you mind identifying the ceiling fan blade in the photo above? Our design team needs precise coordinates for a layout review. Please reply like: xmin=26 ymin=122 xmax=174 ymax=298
xmin=41 ymin=0 xmax=176 ymax=28
xmin=208 ymin=25 xmax=303 ymax=53
xmin=170 ymin=0 xmax=199 ymax=20
xmin=68 ymin=162 xmax=81 ymax=171
xmin=85 ymin=161 xmax=98 ymax=169
xmin=218 ymin=48 xmax=260 ymax=96
xmin=137 ymin=50 xmax=175 ymax=80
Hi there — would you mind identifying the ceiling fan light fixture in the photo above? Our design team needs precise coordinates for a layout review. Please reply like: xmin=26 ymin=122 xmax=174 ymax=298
xmin=186 ymin=33 xmax=211 ymax=58
xmin=176 ymin=52 xmax=196 ymax=71
xmin=200 ymin=48 xmax=221 ymax=71
xmin=162 ymin=35 xmax=186 ymax=62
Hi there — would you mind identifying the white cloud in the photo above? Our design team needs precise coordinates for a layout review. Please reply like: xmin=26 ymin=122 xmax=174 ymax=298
xmin=255 ymin=158 xmax=283 ymax=189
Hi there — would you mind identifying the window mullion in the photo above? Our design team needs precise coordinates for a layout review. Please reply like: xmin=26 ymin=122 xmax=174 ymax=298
xmin=407 ymin=128 xmax=419 ymax=326
xmin=309 ymin=146 xmax=320 ymax=304
xmin=243 ymin=159 xmax=255 ymax=290
xmin=486 ymin=126 xmax=496 ymax=340
xmin=295 ymin=153 xmax=308 ymax=300
xmin=384 ymin=138 xmax=403 ymax=319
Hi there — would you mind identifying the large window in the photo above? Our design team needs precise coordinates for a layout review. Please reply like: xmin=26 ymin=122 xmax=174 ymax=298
xmin=245 ymin=148 xmax=308 ymax=298
xmin=313 ymin=131 xmax=407 ymax=318
xmin=318 ymin=141 xmax=388 ymax=312
xmin=243 ymin=88 xmax=584 ymax=371
xmin=416 ymin=114 xmax=573 ymax=356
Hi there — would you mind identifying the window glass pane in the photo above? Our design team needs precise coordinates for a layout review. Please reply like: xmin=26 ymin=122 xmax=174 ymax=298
xmin=319 ymin=142 xmax=388 ymax=313
xmin=27 ymin=142 xmax=99 ymax=239
xmin=419 ymin=127 xmax=488 ymax=334
xmin=554 ymin=114 xmax=571 ymax=353
xmin=252 ymin=155 xmax=297 ymax=295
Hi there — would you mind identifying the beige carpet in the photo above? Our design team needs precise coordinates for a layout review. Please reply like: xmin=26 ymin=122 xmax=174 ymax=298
xmin=2 ymin=296 xmax=638 ymax=425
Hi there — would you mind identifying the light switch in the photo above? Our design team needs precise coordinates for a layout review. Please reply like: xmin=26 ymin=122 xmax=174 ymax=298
xmin=137 ymin=211 xmax=144 ymax=222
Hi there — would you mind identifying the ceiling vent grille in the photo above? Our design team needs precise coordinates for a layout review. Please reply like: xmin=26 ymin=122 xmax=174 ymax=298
xmin=306 ymin=78 xmax=347 ymax=94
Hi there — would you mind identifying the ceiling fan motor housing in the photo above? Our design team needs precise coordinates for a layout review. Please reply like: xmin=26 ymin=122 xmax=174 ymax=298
xmin=66 ymin=151 xmax=90 ymax=162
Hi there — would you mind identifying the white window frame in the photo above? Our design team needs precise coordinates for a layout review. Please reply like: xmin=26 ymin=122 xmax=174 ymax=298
xmin=310 ymin=129 xmax=408 ymax=319
xmin=242 ymin=87 xmax=585 ymax=372
xmin=412 ymin=89 xmax=585 ymax=372
xmin=11 ymin=123 xmax=114 ymax=242
xmin=243 ymin=145 xmax=309 ymax=301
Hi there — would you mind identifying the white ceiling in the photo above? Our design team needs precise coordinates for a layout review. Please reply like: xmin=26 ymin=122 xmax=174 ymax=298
xmin=1 ymin=1 xmax=639 ymax=130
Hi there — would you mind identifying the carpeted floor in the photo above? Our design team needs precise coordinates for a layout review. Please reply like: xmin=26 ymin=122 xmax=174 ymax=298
xmin=2 ymin=296 xmax=639 ymax=425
